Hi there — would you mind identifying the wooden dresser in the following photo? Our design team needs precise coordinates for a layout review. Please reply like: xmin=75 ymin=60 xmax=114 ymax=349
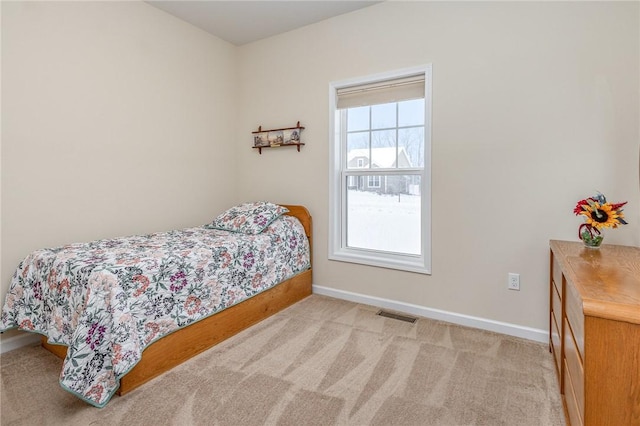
xmin=549 ymin=240 xmax=640 ymax=426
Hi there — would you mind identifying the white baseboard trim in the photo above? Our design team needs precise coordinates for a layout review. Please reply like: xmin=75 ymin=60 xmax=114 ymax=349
xmin=312 ymin=285 xmax=549 ymax=344
xmin=0 ymin=332 xmax=41 ymax=354
xmin=0 ymin=287 xmax=547 ymax=353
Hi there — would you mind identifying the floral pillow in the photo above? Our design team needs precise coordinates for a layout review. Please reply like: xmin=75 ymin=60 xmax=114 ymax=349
xmin=205 ymin=202 xmax=289 ymax=234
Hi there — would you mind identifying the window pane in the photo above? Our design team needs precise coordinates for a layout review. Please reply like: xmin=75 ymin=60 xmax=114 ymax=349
xmin=347 ymin=132 xmax=370 ymax=169
xmin=371 ymin=130 xmax=396 ymax=168
xmin=346 ymin=176 xmax=421 ymax=255
xmin=367 ymin=175 xmax=381 ymax=188
xmin=371 ymin=103 xmax=396 ymax=129
xmin=347 ymin=106 xmax=370 ymax=131
xmin=398 ymin=99 xmax=425 ymax=127
xmin=398 ymin=127 xmax=424 ymax=168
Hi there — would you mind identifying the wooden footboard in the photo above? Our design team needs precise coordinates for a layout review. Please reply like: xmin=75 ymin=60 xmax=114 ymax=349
xmin=118 ymin=268 xmax=311 ymax=394
xmin=42 ymin=204 xmax=313 ymax=397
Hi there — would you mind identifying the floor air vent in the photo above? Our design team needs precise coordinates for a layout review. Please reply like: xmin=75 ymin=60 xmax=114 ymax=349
xmin=376 ymin=310 xmax=417 ymax=324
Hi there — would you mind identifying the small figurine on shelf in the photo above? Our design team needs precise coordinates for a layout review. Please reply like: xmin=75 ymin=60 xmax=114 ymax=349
xmin=283 ymin=129 xmax=300 ymax=145
xmin=268 ymin=131 xmax=283 ymax=147
xmin=253 ymin=132 xmax=269 ymax=147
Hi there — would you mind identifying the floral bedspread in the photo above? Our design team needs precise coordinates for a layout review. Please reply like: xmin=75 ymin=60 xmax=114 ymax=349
xmin=0 ymin=216 xmax=310 ymax=407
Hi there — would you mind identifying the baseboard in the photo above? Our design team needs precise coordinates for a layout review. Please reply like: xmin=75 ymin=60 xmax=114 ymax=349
xmin=0 ymin=332 xmax=41 ymax=354
xmin=312 ymin=285 xmax=549 ymax=344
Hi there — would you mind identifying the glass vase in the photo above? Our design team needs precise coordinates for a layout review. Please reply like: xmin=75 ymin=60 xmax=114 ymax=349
xmin=581 ymin=231 xmax=603 ymax=249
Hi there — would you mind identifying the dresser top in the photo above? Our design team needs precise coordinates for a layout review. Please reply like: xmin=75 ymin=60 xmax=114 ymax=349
xmin=550 ymin=240 xmax=640 ymax=324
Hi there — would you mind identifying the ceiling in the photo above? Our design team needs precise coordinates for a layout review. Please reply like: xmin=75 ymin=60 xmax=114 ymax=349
xmin=146 ymin=1 xmax=381 ymax=46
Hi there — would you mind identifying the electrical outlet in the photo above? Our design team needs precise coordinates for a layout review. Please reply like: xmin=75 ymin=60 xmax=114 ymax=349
xmin=508 ymin=273 xmax=520 ymax=291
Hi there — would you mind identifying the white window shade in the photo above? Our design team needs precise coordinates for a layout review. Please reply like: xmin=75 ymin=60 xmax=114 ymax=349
xmin=336 ymin=75 xmax=425 ymax=109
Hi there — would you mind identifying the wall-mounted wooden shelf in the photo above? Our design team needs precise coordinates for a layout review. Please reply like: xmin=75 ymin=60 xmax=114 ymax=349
xmin=252 ymin=143 xmax=305 ymax=155
xmin=252 ymin=121 xmax=304 ymax=154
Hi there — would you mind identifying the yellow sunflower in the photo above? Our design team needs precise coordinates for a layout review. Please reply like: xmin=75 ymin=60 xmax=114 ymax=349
xmin=579 ymin=202 xmax=624 ymax=230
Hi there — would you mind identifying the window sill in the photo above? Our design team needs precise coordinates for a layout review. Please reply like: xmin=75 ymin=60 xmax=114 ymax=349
xmin=329 ymin=249 xmax=431 ymax=275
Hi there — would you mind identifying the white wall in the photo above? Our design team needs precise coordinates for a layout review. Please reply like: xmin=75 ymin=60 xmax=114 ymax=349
xmin=236 ymin=2 xmax=640 ymax=332
xmin=1 ymin=2 xmax=238 ymax=341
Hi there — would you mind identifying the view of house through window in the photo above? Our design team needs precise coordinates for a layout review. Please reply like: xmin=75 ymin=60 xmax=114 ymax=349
xmin=344 ymin=100 xmax=424 ymax=255
xmin=330 ymin=66 xmax=431 ymax=274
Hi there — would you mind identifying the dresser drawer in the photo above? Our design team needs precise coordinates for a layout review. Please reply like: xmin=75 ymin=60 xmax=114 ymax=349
xmin=551 ymin=279 xmax=562 ymax=329
xmin=564 ymin=277 xmax=585 ymax=360
xmin=552 ymin=255 xmax=563 ymax=295
xmin=550 ymin=312 xmax=561 ymax=378
xmin=564 ymin=318 xmax=584 ymax=419
xmin=563 ymin=358 xmax=584 ymax=426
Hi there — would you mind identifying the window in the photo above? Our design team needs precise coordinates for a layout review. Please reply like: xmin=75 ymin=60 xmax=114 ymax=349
xmin=368 ymin=175 xmax=381 ymax=188
xmin=329 ymin=65 xmax=432 ymax=274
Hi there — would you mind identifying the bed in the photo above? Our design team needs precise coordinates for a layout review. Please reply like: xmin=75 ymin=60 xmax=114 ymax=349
xmin=0 ymin=203 xmax=312 ymax=407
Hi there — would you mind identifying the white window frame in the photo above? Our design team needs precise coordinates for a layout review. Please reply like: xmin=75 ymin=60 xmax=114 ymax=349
xmin=328 ymin=65 xmax=432 ymax=275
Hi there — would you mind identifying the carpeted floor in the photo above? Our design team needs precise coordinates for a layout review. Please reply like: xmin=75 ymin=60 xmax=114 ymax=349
xmin=0 ymin=295 xmax=565 ymax=425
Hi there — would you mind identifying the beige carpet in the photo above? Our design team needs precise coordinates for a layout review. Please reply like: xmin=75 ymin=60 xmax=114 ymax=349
xmin=1 ymin=295 xmax=565 ymax=425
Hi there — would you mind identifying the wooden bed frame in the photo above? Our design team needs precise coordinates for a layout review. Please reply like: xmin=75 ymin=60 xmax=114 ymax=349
xmin=42 ymin=204 xmax=313 ymax=396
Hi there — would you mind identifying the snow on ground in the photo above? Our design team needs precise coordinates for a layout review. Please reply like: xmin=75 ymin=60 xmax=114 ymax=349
xmin=347 ymin=190 xmax=421 ymax=255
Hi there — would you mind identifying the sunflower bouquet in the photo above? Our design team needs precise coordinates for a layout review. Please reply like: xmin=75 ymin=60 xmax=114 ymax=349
xmin=574 ymin=192 xmax=627 ymax=247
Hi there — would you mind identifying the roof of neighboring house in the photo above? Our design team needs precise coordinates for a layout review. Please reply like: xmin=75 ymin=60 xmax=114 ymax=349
xmin=347 ymin=147 xmax=411 ymax=168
